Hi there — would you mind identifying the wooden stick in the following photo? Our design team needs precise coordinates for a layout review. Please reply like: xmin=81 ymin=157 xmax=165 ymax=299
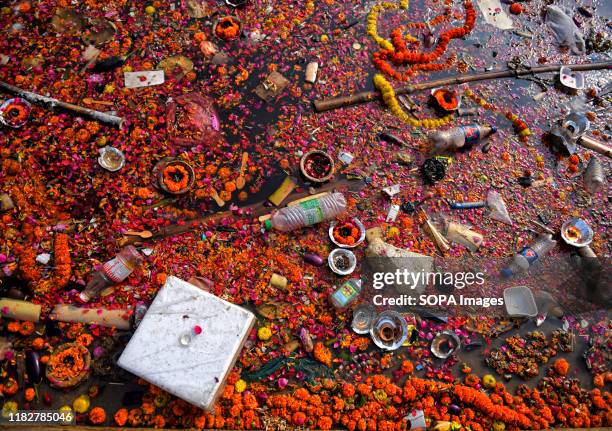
xmin=313 ymin=61 xmax=612 ymax=112
xmin=0 ymin=80 xmax=124 ymax=128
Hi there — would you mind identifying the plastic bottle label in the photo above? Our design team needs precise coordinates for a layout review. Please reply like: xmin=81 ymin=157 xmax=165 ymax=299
xmin=331 ymin=282 xmax=359 ymax=308
xmin=460 ymin=124 xmax=481 ymax=145
xmin=102 ymin=257 xmax=135 ymax=283
xmin=299 ymin=198 xmax=325 ymax=226
xmin=518 ymin=247 xmax=539 ymax=265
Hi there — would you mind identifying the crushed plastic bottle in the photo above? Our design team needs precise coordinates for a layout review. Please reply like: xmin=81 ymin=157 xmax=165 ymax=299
xmin=264 ymin=192 xmax=347 ymax=232
xmin=80 ymin=246 xmax=143 ymax=302
xmin=429 ymin=124 xmax=496 ymax=153
xmin=501 ymin=234 xmax=557 ymax=277
xmin=584 ymin=157 xmax=604 ymax=194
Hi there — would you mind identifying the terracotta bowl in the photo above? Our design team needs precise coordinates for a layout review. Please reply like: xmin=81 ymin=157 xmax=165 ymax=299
xmin=156 ymin=158 xmax=195 ymax=195
xmin=300 ymin=150 xmax=335 ymax=183
xmin=46 ymin=343 xmax=91 ymax=388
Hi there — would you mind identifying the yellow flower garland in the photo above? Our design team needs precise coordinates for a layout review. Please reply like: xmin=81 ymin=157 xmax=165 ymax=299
xmin=368 ymin=0 xmax=453 ymax=127
xmin=374 ymin=74 xmax=454 ymax=128
xmin=366 ymin=1 xmax=412 ymax=51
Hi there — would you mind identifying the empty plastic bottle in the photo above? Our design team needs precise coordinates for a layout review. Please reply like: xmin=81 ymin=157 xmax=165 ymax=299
xmin=264 ymin=192 xmax=347 ymax=232
xmin=501 ymin=234 xmax=557 ymax=278
xmin=330 ymin=279 xmax=362 ymax=310
xmin=429 ymin=124 xmax=497 ymax=153
xmin=80 ymin=245 xmax=143 ymax=302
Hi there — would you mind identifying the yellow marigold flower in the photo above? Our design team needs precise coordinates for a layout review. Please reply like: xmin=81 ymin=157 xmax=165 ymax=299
xmin=257 ymin=326 xmax=272 ymax=341
xmin=234 ymin=379 xmax=247 ymax=393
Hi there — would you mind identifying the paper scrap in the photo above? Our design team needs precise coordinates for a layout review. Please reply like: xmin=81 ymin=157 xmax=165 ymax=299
xmin=124 ymin=70 xmax=165 ymax=88
xmin=477 ymin=0 xmax=513 ymax=30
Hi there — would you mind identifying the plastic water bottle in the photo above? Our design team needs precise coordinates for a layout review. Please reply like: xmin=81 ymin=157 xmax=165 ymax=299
xmin=584 ymin=157 xmax=604 ymax=194
xmin=429 ymin=124 xmax=497 ymax=153
xmin=80 ymin=246 xmax=143 ymax=302
xmin=264 ymin=192 xmax=347 ymax=232
xmin=501 ymin=234 xmax=557 ymax=277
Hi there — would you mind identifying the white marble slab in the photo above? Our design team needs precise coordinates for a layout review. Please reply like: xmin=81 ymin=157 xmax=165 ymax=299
xmin=118 ymin=276 xmax=255 ymax=410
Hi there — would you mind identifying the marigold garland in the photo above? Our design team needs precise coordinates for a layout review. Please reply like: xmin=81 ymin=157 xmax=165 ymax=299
xmin=370 ymin=0 xmax=475 ymax=82
xmin=464 ymin=89 xmax=532 ymax=143
xmin=32 ymin=233 xmax=71 ymax=295
xmin=374 ymin=74 xmax=454 ymax=127
xmin=367 ymin=0 xmax=475 ymax=126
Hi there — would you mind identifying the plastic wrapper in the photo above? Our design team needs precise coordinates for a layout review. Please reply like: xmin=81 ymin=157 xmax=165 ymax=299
xmin=545 ymin=6 xmax=585 ymax=55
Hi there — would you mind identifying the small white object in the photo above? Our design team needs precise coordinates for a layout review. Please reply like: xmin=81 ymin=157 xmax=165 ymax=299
xmin=141 ymin=248 xmax=154 ymax=256
xmin=382 ymin=184 xmax=401 ymax=197
xmin=386 ymin=204 xmax=400 ymax=222
xmin=36 ymin=253 xmax=51 ymax=265
xmin=305 ymin=62 xmax=319 ymax=84
xmin=124 ymin=70 xmax=165 ymax=88
xmin=338 ymin=152 xmax=354 ymax=165
xmin=559 ymin=66 xmax=585 ymax=90
xmin=504 ymin=286 xmax=538 ymax=317
xmin=352 ymin=42 xmax=362 ymax=50
xmin=118 ymin=276 xmax=255 ymax=410
xmin=406 ymin=409 xmax=426 ymax=429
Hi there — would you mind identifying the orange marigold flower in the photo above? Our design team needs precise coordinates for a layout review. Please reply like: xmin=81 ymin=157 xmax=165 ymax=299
xmin=401 ymin=360 xmax=414 ymax=374
xmin=7 ymin=321 xmax=21 ymax=333
xmin=3 ymin=377 xmax=18 ymax=395
xmin=342 ymin=383 xmax=355 ymax=398
xmin=151 ymin=414 xmax=165 ymax=428
xmin=553 ymin=358 xmax=570 ymax=376
xmin=89 ymin=407 xmax=106 ymax=424
xmin=313 ymin=342 xmax=332 ymax=367
xmin=19 ymin=321 xmax=35 ymax=336
xmin=24 ymin=387 xmax=35 ymax=402
xmin=77 ymin=333 xmax=93 ymax=347
xmin=31 ymin=337 xmax=45 ymax=350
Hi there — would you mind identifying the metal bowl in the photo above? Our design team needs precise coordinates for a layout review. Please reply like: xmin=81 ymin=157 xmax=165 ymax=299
xmin=430 ymin=330 xmax=461 ymax=358
xmin=98 ymin=146 xmax=125 ymax=172
xmin=329 ymin=218 xmax=366 ymax=248
xmin=328 ymin=248 xmax=356 ymax=275
xmin=561 ymin=217 xmax=593 ymax=247
xmin=370 ymin=310 xmax=408 ymax=351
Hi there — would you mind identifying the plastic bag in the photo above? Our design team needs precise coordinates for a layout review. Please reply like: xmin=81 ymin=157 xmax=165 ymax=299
xmin=166 ymin=93 xmax=221 ymax=147
xmin=545 ymin=6 xmax=585 ymax=55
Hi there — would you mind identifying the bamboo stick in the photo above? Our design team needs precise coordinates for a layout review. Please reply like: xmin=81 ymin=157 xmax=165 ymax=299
xmin=0 ymin=80 xmax=124 ymax=128
xmin=578 ymin=135 xmax=612 ymax=159
xmin=313 ymin=61 xmax=612 ymax=112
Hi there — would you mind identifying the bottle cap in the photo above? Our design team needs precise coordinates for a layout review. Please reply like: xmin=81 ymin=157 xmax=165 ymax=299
xmin=500 ymin=268 xmax=513 ymax=278
xmin=490 ymin=125 xmax=497 ymax=134
xmin=264 ymin=219 xmax=272 ymax=230
xmin=78 ymin=292 xmax=90 ymax=302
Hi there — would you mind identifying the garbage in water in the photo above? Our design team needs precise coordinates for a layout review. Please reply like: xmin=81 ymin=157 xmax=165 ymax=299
xmin=0 ymin=0 xmax=610 ymax=428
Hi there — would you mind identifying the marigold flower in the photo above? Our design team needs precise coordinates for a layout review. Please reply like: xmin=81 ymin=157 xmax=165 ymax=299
xmin=553 ymin=359 xmax=570 ymax=376
xmin=89 ymin=406 xmax=106 ymax=424
xmin=24 ymin=387 xmax=35 ymax=402
xmin=19 ymin=321 xmax=35 ymax=336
